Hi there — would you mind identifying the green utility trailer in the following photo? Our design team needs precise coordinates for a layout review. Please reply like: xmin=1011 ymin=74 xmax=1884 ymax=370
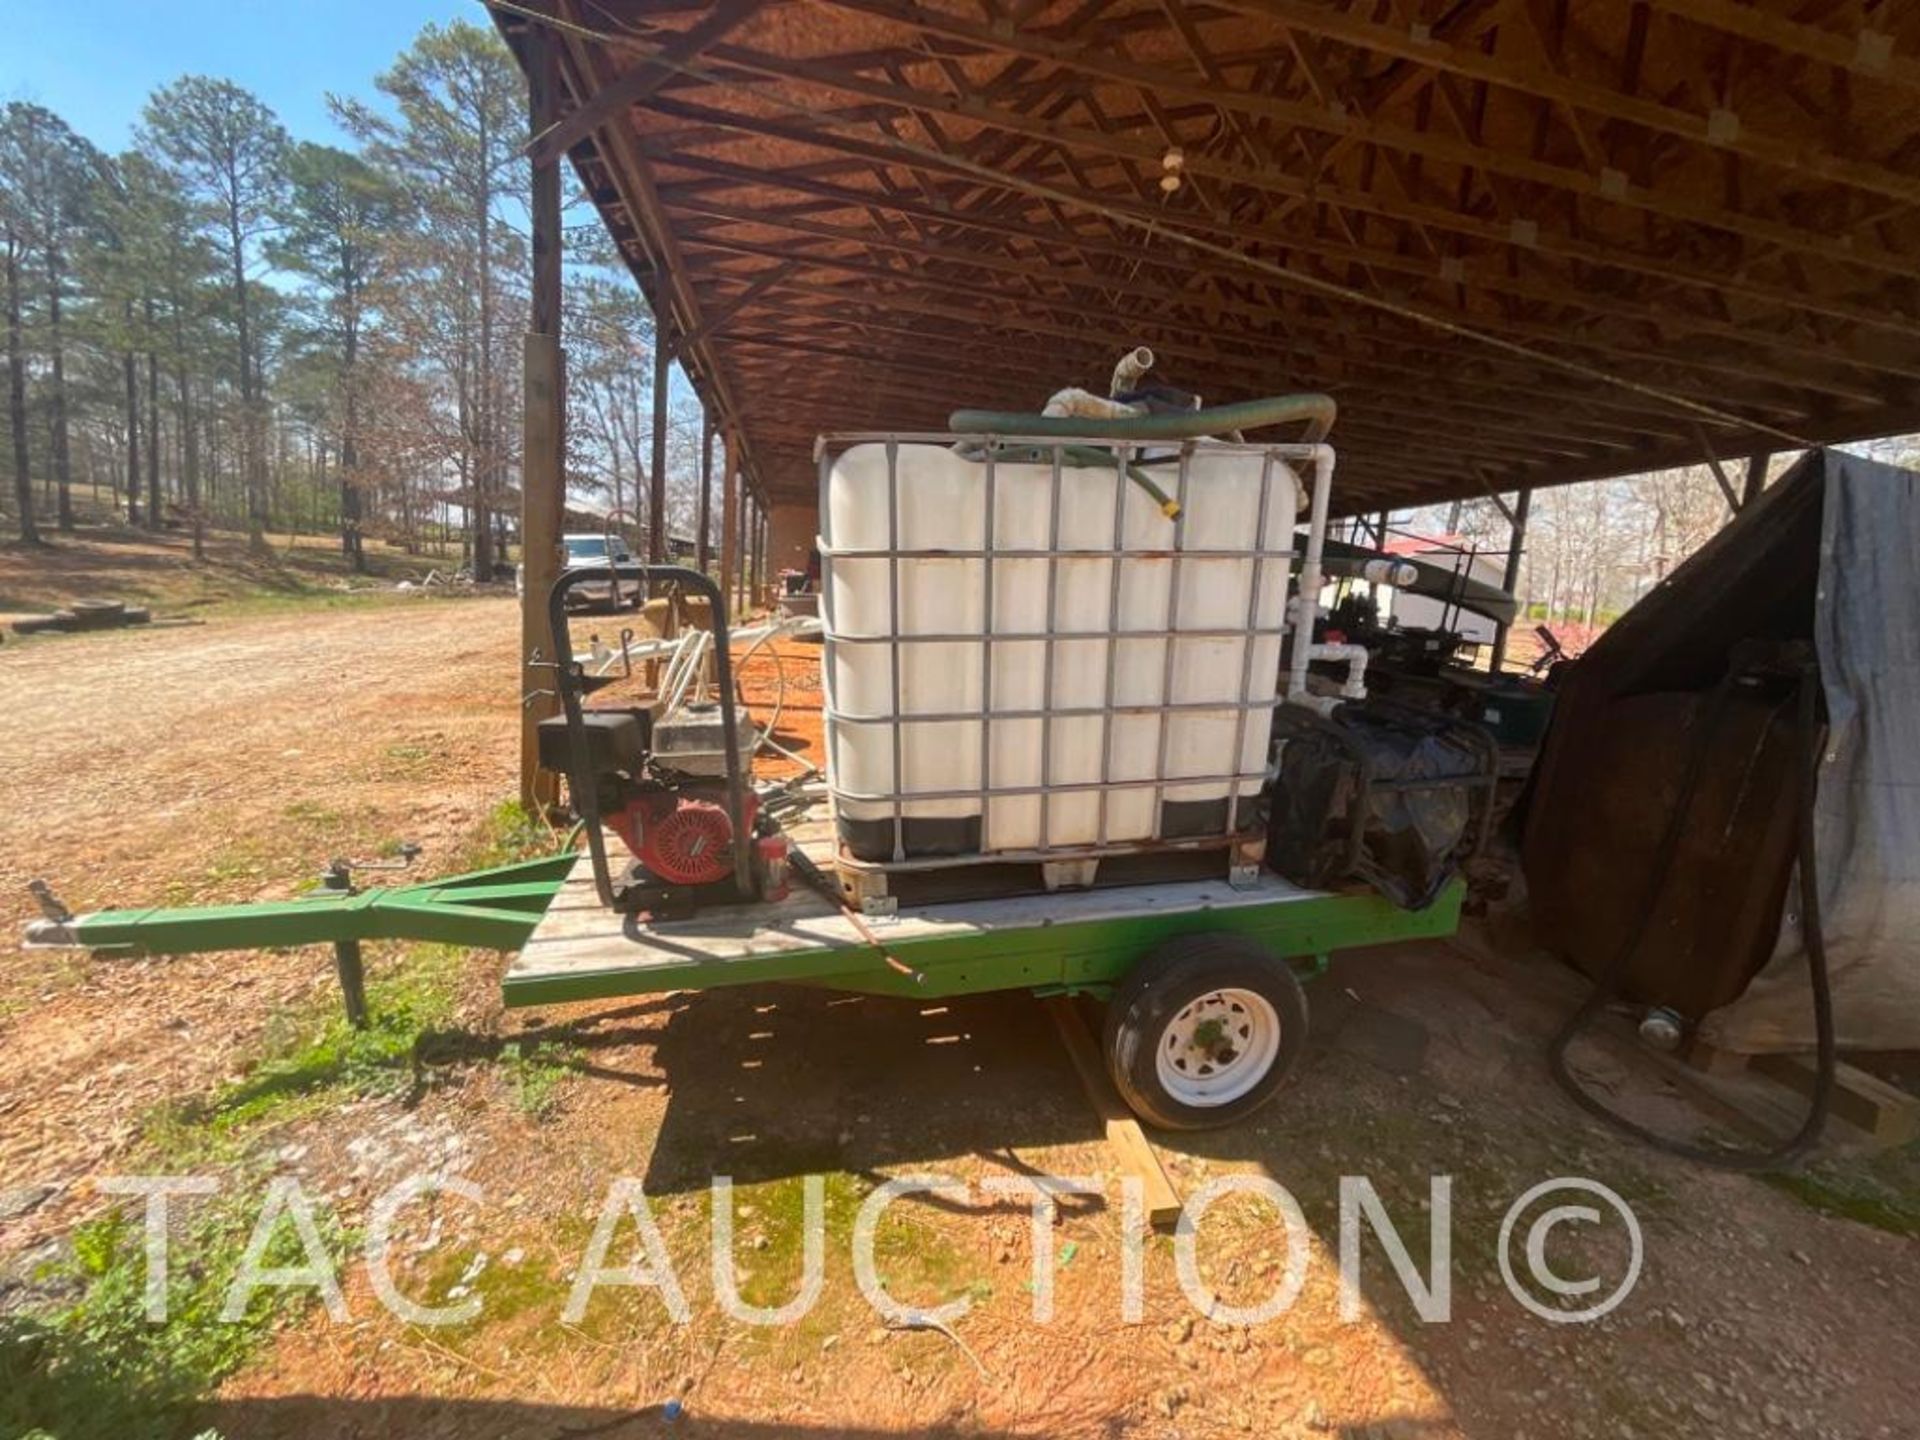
xmin=22 ymin=423 xmax=1476 ymax=1131
xmin=24 ymin=820 xmax=1461 ymax=1130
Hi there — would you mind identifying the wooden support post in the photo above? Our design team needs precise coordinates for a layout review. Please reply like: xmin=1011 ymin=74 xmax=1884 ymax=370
xmin=1692 ymin=422 xmax=1741 ymax=516
xmin=749 ymin=497 xmax=764 ymax=611
xmin=756 ymin=495 xmax=771 ymax=610
xmin=720 ymin=429 xmax=740 ymax=626
xmin=741 ymin=488 xmax=754 ymax=614
xmin=649 ymin=322 xmax=670 ymax=563
xmin=1489 ymin=486 xmax=1532 ymax=675
xmin=697 ymin=412 xmax=714 ymax=571
xmin=519 ymin=28 xmax=566 ymax=813
xmin=735 ymin=483 xmax=751 ymax=616
xmin=1741 ymin=451 xmax=1771 ymax=508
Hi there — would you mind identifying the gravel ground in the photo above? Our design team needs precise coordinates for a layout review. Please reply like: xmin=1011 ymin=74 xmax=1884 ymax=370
xmin=0 ymin=594 xmax=1913 ymax=1439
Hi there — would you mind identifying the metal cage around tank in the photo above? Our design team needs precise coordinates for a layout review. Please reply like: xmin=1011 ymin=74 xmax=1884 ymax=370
xmin=813 ymin=431 xmax=1333 ymax=875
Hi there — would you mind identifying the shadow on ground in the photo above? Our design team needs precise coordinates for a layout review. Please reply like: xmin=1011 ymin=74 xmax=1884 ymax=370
xmin=639 ymin=982 xmax=1104 ymax=1200
xmin=196 ymin=1396 xmax=1036 ymax=1439
xmin=611 ymin=938 xmax=1917 ymax=1437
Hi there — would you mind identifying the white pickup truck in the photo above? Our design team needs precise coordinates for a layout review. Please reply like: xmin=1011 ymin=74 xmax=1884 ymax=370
xmin=518 ymin=532 xmax=644 ymax=611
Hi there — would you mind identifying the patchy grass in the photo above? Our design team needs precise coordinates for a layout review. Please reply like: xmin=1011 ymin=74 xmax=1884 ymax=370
xmin=156 ymin=798 xmax=463 ymax=908
xmin=173 ymin=942 xmax=469 ymax=1136
xmin=0 ymin=515 xmax=474 ymax=627
xmin=0 ymin=1182 xmax=346 ymax=1440
xmin=1 ymin=799 xmax=573 ymax=1438
xmin=160 ymin=799 xmax=563 ymax=1125
xmin=152 ymin=800 xmax=560 ymax=1136
xmin=1763 ymin=1142 xmax=1920 ymax=1238
xmin=469 ymin=799 xmax=563 ymax=870
xmin=499 ymin=1037 xmax=581 ymax=1119
xmin=160 ymin=837 xmax=283 ymax=907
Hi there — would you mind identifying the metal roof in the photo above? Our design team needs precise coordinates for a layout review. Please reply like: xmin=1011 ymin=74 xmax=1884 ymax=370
xmin=494 ymin=0 xmax=1920 ymax=513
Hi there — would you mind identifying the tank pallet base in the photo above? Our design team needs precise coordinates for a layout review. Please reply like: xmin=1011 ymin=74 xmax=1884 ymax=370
xmin=834 ymin=835 xmax=1268 ymax=916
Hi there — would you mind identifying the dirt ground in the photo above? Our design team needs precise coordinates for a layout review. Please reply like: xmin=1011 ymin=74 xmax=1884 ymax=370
xmin=0 ymin=593 xmax=521 ymax=1248
xmin=2 ymin=589 xmax=1915 ymax=1440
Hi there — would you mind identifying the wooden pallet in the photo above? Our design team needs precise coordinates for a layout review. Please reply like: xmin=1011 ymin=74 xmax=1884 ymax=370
xmin=833 ymin=831 xmax=1268 ymax=916
xmin=1686 ymin=1039 xmax=1920 ymax=1146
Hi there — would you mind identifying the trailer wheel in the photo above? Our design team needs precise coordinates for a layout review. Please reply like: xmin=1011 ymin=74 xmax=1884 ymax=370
xmin=1103 ymin=934 xmax=1309 ymax=1130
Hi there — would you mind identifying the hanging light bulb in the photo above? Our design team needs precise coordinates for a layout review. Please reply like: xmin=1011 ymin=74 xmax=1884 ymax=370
xmin=1159 ymin=146 xmax=1185 ymax=194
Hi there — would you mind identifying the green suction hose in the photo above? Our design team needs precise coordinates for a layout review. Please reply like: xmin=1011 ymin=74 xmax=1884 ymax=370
xmin=949 ymin=393 xmax=1337 ymax=520
xmin=953 ymin=441 xmax=1183 ymax=518
xmin=949 ymin=393 xmax=1338 ymax=444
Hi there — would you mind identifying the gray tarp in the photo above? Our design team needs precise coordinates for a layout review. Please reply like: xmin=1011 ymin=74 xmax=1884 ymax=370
xmin=1702 ymin=450 xmax=1920 ymax=1051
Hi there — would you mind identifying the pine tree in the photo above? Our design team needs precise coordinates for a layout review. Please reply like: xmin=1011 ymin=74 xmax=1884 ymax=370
xmin=142 ymin=77 xmax=288 ymax=554
xmin=0 ymin=105 xmax=103 ymax=531
xmin=269 ymin=142 xmax=404 ymax=572
xmin=334 ymin=20 xmax=527 ymax=578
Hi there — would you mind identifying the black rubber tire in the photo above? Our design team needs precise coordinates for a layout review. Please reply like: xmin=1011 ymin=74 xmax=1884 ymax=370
xmin=1102 ymin=934 xmax=1309 ymax=1131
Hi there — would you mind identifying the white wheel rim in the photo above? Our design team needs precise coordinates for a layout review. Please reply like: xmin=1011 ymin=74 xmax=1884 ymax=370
xmin=1154 ymin=987 xmax=1282 ymax=1107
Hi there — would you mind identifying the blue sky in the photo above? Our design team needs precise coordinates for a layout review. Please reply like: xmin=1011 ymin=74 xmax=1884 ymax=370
xmin=2 ymin=0 xmax=475 ymax=151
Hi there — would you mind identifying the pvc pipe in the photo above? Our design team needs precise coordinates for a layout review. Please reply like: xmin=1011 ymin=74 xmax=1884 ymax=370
xmin=1286 ymin=444 xmax=1336 ymax=706
xmin=1110 ymin=345 xmax=1154 ymax=396
xmin=1307 ymin=641 xmax=1370 ymax=698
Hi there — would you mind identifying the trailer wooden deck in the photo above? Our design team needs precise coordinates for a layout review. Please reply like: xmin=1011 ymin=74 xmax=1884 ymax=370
xmin=502 ymin=818 xmax=1465 ymax=1008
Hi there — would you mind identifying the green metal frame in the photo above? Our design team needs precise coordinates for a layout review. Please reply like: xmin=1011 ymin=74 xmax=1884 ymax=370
xmin=40 ymin=854 xmax=1462 ymax=1019
xmin=500 ymin=880 xmax=1465 ymax=1007
xmin=50 ymin=854 xmax=577 ymax=956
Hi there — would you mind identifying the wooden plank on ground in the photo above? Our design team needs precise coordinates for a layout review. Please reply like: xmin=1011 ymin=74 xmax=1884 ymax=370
xmin=1685 ymin=1039 xmax=1920 ymax=1147
xmin=1684 ymin=1037 xmax=1755 ymax=1078
xmin=1753 ymin=1053 xmax=1920 ymax=1145
xmin=1043 ymin=995 xmax=1183 ymax=1230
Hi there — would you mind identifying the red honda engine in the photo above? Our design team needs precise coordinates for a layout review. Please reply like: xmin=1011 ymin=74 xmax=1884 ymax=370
xmin=606 ymin=788 xmax=758 ymax=887
xmin=536 ymin=700 xmax=788 ymax=917
xmin=604 ymin=786 xmax=787 ymax=903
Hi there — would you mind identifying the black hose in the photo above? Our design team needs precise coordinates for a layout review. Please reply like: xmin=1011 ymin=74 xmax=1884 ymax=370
xmin=1545 ymin=657 xmax=1835 ymax=1171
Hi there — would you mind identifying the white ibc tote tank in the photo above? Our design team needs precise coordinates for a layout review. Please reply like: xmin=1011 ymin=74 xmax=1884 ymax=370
xmin=820 ymin=438 xmax=1301 ymax=863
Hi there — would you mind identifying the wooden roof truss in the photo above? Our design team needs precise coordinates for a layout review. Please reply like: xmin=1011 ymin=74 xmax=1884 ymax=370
xmin=494 ymin=0 xmax=1920 ymax=512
